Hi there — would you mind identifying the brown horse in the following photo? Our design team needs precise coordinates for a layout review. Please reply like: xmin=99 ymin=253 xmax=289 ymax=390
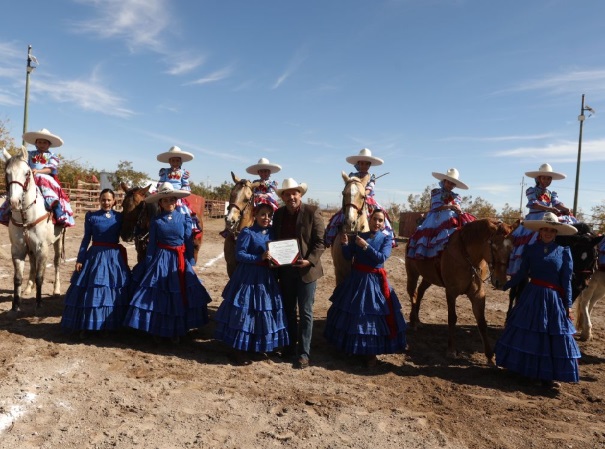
xmin=405 ymin=218 xmax=513 ymax=363
xmin=223 ymin=172 xmax=260 ymax=278
xmin=119 ymin=183 xmax=201 ymax=264
xmin=331 ymin=172 xmax=370 ymax=285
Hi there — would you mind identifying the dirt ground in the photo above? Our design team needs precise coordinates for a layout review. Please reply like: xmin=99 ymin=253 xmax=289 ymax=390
xmin=1 ymin=215 xmax=605 ymax=449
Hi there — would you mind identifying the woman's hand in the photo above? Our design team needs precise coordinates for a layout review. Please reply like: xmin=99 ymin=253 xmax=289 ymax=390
xmin=355 ymin=235 xmax=369 ymax=250
xmin=75 ymin=262 xmax=83 ymax=272
xmin=340 ymin=234 xmax=349 ymax=245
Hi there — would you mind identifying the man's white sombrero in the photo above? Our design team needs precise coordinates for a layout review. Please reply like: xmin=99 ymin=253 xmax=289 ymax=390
xmin=524 ymin=163 xmax=566 ymax=181
xmin=276 ymin=178 xmax=308 ymax=196
xmin=431 ymin=168 xmax=469 ymax=190
xmin=22 ymin=128 xmax=63 ymax=148
xmin=522 ymin=212 xmax=577 ymax=236
xmin=156 ymin=146 xmax=194 ymax=163
xmin=246 ymin=157 xmax=282 ymax=175
xmin=145 ymin=182 xmax=190 ymax=203
xmin=345 ymin=148 xmax=384 ymax=167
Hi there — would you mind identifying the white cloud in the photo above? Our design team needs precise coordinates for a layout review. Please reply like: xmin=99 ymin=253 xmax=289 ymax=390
xmin=272 ymin=46 xmax=308 ymax=89
xmin=441 ymin=133 xmax=559 ymax=142
xmin=186 ymin=66 xmax=233 ymax=86
xmin=494 ymin=138 xmax=605 ymax=163
xmin=72 ymin=0 xmax=171 ymax=52
xmin=165 ymin=54 xmax=206 ymax=76
xmin=496 ymin=68 xmax=605 ymax=96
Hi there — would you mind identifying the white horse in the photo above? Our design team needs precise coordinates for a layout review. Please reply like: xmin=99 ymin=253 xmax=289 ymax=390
xmin=3 ymin=147 xmax=64 ymax=312
xmin=574 ymin=270 xmax=605 ymax=341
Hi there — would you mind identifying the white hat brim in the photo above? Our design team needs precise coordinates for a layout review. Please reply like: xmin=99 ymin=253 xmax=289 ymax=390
xmin=522 ymin=220 xmax=577 ymax=236
xmin=145 ymin=190 xmax=190 ymax=203
xmin=524 ymin=170 xmax=566 ymax=180
xmin=246 ymin=163 xmax=282 ymax=175
xmin=345 ymin=155 xmax=384 ymax=166
xmin=157 ymin=151 xmax=194 ymax=163
xmin=23 ymin=130 xmax=63 ymax=148
xmin=431 ymin=172 xmax=469 ymax=190
xmin=277 ymin=183 xmax=308 ymax=197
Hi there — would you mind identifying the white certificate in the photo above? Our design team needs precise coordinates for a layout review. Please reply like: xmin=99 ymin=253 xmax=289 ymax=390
xmin=268 ymin=239 xmax=300 ymax=266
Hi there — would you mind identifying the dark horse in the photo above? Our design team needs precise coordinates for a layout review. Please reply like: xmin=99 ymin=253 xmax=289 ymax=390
xmin=406 ymin=219 xmax=513 ymax=363
xmin=507 ymin=222 xmax=604 ymax=318
xmin=119 ymin=183 xmax=202 ymax=264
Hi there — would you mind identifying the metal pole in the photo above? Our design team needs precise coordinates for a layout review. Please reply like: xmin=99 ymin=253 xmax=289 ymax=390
xmin=573 ymin=94 xmax=585 ymax=216
xmin=519 ymin=176 xmax=525 ymax=216
xmin=22 ymin=45 xmax=34 ymax=146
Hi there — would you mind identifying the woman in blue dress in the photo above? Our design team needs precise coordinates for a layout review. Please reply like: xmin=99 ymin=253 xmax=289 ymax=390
xmin=324 ymin=209 xmax=407 ymax=367
xmin=406 ymin=168 xmax=475 ymax=259
xmin=61 ymin=189 xmax=130 ymax=336
xmin=156 ymin=145 xmax=202 ymax=237
xmin=507 ymin=163 xmax=577 ymax=276
xmin=496 ymin=212 xmax=581 ymax=389
xmin=125 ymin=183 xmax=211 ymax=342
xmin=245 ymin=158 xmax=282 ymax=211
xmin=214 ymin=203 xmax=289 ymax=364
xmin=325 ymin=148 xmax=394 ymax=247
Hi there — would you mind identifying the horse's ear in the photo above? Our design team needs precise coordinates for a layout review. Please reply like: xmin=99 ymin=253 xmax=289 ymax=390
xmin=593 ymin=235 xmax=605 ymax=246
xmin=141 ymin=184 xmax=152 ymax=195
xmin=1 ymin=147 xmax=10 ymax=162
xmin=341 ymin=171 xmax=349 ymax=183
xmin=120 ymin=182 xmax=130 ymax=192
xmin=359 ymin=173 xmax=371 ymax=186
xmin=251 ymin=180 xmax=261 ymax=189
xmin=20 ymin=145 xmax=28 ymax=160
xmin=232 ymin=171 xmax=240 ymax=183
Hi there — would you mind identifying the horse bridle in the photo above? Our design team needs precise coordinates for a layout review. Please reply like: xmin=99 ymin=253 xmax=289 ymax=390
xmin=5 ymin=161 xmax=45 ymax=227
xmin=225 ymin=180 xmax=254 ymax=235
xmin=467 ymin=222 xmax=509 ymax=284
xmin=342 ymin=179 xmax=366 ymax=216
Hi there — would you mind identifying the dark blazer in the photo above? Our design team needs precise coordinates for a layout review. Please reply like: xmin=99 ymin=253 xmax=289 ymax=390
xmin=272 ymin=202 xmax=325 ymax=283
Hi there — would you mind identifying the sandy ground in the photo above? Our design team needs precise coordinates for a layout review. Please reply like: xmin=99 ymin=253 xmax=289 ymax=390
xmin=1 ymin=216 xmax=605 ymax=449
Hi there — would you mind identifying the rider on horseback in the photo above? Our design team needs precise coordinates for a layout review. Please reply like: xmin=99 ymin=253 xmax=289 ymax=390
xmin=0 ymin=128 xmax=75 ymax=227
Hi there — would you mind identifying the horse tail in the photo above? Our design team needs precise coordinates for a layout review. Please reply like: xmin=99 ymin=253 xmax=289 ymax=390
xmin=61 ymin=228 xmax=67 ymax=260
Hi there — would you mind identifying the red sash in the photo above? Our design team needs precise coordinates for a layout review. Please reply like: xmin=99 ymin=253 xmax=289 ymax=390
xmin=92 ymin=241 xmax=128 ymax=266
xmin=530 ymin=278 xmax=564 ymax=295
xmin=158 ymin=243 xmax=188 ymax=306
xmin=353 ymin=262 xmax=397 ymax=339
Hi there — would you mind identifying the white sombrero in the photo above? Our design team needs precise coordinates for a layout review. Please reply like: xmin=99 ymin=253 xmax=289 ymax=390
xmin=522 ymin=212 xmax=578 ymax=236
xmin=276 ymin=178 xmax=308 ymax=196
xmin=524 ymin=163 xmax=566 ymax=181
xmin=156 ymin=146 xmax=194 ymax=163
xmin=22 ymin=128 xmax=63 ymax=148
xmin=246 ymin=157 xmax=282 ymax=175
xmin=345 ymin=148 xmax=384 ymax=166
xmin=431 ymin=168 xmax=469 ymax=190
xmin=144 ymin=182 xmax=190 ymax=203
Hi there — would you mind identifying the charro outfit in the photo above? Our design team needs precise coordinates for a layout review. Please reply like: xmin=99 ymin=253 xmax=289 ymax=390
xmin=61 ymin=209 xmax=130 ymax=331
xmin=324 ymin=230 xmax=407 ymax=355
xmin=214 ymin=223 xmax=289 ymax=352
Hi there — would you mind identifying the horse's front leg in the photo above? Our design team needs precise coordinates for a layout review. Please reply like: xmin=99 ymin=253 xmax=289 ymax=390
xmin=468 ymin=289 xmax=493 ymax=365
xmin=445 ymin=291 xmax=458 ymax=359
xmin=11 ymin=257 xmax=25 ymax=313
xmin=23 ymin=253 xmax=36 ymax=296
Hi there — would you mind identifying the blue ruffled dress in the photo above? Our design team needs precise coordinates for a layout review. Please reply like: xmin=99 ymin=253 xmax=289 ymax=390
xmin=495 ymin=241 xmax=581 ymax=382
xmin=214 ymin=224 xmax=289 ymax=352
xmin=507 ymin=185 xmax=577 ymax=275
xmin=61 ymin=210 xmax=130 ymax=331
xmin=125 ymin=211 xmax=211 ymax=337
xmin=406 ymin=182 xmax=475 ymax=259
xmin=324 ymin=231 xmax=407 ymax=355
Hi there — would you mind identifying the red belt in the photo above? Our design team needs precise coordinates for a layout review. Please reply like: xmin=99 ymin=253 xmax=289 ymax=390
xmin=92 ymin=241 xmax=128 ymax=266
xmin=530 ymin=278 xmax=563 ymax=295
xmin=353 ymin=262 xmax=397 ymax=339
xmin=158 ymin=243 xmax=187 ymax=305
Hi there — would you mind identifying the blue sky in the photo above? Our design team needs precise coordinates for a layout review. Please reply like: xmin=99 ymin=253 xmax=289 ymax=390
xmin=1 ymin=0 xmax=605 ymax=217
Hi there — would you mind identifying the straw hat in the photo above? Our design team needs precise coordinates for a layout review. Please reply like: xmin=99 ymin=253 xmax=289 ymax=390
xmin=524 ymin=163 xmax=566 ymax=180
xmin=345 ymin=148 xmax=384 ymax=166
xmin=276 ymin=178 xmax=308 ymax=196
xmin=246 ymin=157 xmax=282 ymax=175
xmin=431 ymin=168 xmax=469 ymax=190
xmin=522 ymin=212 xmax=578 ymax=236
xmin=22 ymin=128 xmax=63 ymax=148
xmin=144 ymin=182 xmax=190 ymax=203
xmin=156 ymin=146 xmax=194 ymax=163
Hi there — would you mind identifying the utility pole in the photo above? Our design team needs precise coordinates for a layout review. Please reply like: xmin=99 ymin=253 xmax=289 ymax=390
xmin=573 ymin=94 xmax=596 ymax=216
xmin=519 ymin=176 xmax=526 ymax=217
xmin=22 ymin=45 xmax=38 ymax=146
